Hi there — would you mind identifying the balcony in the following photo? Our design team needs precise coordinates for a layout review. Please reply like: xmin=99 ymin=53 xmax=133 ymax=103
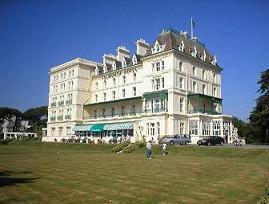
xmin=65 ymin=115 xmax=71 ymax=120
xmin=51 ymin=102 xmax=56 ymax=107
xmin=57 ymin=115 xmax=63 ymax=121
xmin=188 ymin=109 xmax=221 ymax=115
xmin=50 ymin=116 xmax=56 ymax=121
xmin=66 ymin=99 xmax=72 ymax=105
xmin=88 ymin=108 xmax=168 ymax=120
xmin=58 ymin=101 xmax=64 ymax=106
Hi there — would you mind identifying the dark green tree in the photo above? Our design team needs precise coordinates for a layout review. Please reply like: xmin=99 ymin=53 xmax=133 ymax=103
xmin=249 ymin=68 xmax=269 ymax=144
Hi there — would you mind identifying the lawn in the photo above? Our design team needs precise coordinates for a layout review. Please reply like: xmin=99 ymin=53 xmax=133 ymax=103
xmin=0 ymin=142 xmax=269 ymax=203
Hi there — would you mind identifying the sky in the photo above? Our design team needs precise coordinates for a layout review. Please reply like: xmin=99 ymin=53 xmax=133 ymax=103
xmin=0 ymin=0 xmax=268 ymax=121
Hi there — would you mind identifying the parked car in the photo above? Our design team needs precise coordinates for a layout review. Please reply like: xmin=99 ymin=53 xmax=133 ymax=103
xmin=197 ymin=136 xmax=224 ymax=146
xmin=162 ymin=134 xmax=191 ymax=145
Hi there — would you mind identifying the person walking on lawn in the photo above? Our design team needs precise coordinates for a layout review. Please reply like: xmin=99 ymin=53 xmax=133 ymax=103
xmin=146 ymin=140 xmax=152 ymax=159
xmin=162 ymin=143 xmax=167 ymax=156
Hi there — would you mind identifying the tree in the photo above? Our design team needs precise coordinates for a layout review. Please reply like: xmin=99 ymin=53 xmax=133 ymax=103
xmin=248 ymin=68 xmax=269 ymax=144
xmin=0 ymin=107 xmax=24 ymax=122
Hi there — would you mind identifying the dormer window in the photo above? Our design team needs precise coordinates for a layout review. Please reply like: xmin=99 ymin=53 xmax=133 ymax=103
xmin=192 ymin=46 xmax=197 ymax=57
xmin=103 ymin=64 xmax=107 ymax=73
xmin=151 ymin=41 xmax=165 ymax=54
xmin=212 ymin=55 xmax=217 ymax=65
xmin=132 ymin=54 xmax=137 ymax=65
xmin=112 ymin=61 xmax=117 ymax=71
xmin=202 ymin=50 xmax=206 ymax=61
xmin=95 ymin=66 xmax=99 ymax=75
xmin=178 ymin=41 xmax=185 ymax=52
xmin=122 ymin=58 xmax=127 ymax=67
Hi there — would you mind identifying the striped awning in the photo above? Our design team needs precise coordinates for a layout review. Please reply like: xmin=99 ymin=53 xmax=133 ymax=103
xmin=104 ymin=122 xmax=134 ymax=131
xmin=73 ymin=124 xmax=92 ymax=131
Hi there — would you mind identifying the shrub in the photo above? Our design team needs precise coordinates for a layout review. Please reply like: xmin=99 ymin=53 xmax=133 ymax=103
xmin=112 ymin=140 xmax=130 ymax=153
xmin=0 ymin=139 xmax=12 ymax=145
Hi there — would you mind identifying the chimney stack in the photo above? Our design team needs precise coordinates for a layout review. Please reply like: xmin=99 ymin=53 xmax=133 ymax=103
xmin=136 ymin=38 xmax=149 ymax=56
xmin=116 ymin=46 xmax=130 ymax=62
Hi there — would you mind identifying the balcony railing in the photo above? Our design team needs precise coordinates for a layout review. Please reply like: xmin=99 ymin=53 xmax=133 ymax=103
xmin=50 ymin=117 xmax=56 ymax=121
xmin=66 ymin=99 xmax=72 ymax=105
xmin=88 ymin=108 xmax=168 ymax=119
xmin=58 ymin=101 xmax=64 ymax=106
xmin=51 ymin=102 xmax=56 ymax=107
xmin=188 ymin=109 xmax=221 ymax=115
xmin=57 ymin=115 xmax=63 ymax=120
xmin=65 ymin=115 xmax=71 ymax=120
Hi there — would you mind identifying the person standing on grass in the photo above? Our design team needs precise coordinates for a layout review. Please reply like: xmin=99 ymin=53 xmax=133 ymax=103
xmin=162 ymin=143 xmax=167 ymax=156
xmin=146 ymin=140 xmax=152 ymax=159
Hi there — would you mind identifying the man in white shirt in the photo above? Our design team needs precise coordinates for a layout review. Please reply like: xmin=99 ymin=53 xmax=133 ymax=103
xmin=146 ymin=141 xmax=152 ymax=159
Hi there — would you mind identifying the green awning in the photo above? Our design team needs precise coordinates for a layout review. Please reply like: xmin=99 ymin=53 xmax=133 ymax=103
xmin=73 ymin=124 xmax=92 ymax=131
xmin=104 ymin=122 xmax=134 ymax=131
xmin=90 ymin=124 xmax=105 ymax=132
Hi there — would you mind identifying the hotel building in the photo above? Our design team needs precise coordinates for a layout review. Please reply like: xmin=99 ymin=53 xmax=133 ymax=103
xmin=44 ymin=28 xmax=235 ymax=144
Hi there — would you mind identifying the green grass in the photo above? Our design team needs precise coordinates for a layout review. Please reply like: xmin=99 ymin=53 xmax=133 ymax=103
xmin=0 ymin=142 xmax=269 ymax=203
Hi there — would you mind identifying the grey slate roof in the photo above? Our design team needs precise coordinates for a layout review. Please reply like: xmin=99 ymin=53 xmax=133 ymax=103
xmin=145 ymin=29 xmax=216 ymax=64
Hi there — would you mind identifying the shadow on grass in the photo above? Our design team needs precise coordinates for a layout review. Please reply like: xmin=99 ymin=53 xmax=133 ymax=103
xmin=0 ymin=170 xmax=37 ymax=187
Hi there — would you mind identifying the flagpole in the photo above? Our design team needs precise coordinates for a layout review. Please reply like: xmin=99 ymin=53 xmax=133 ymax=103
xmin=191 ymin=17 xmax=193 ymax=38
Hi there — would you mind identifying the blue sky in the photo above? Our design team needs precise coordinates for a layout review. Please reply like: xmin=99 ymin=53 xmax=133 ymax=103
xmin=0 ymin=0 xmax=268 ymax=120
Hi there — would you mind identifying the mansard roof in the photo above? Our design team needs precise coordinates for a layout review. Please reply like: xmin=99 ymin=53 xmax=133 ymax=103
xmin=145 ymin=28 xmax=216 ymax=64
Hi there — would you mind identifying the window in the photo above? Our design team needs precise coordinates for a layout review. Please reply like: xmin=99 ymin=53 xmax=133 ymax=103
xmin=66 ymin=126 xmax=71 ymax=135
xmin=95 ymin=94 xmax=98 ymax=102
xmin=121 ymin=106 xmax=125 ymax=116
xmin=112 ymin=91 xmax=116 ymax=99
xmin=157 ymin=122 xmax=160 ymax=135
xmin=133 ymin=73 xmax=136 ymax=82
xmin=102 ymin=109 xmax=106 ymax=117
xmin=111 ymin=107 xmax=115 ymax=117
xmin=179 ymin=61 xmax=183 ymax=71
xmin=179 ymin=122 xmax=185 ymax=134
xmin=123 ymin=76 xmax=126 ymax=84
xmin=179 ymin=77 xmax=184 ymax=89
xmin=58 ymin=127 xmax=63 ymax=136
xmin=95 ymin=82 xmax=98 ymax=90
xmin=156 ymin=62 xmax=160 ymax=71
xmin=162 ymin=77 xmax=164 ymax=88
xmin=213 ymin=87 xmax=217 ymax=97
xmin=203 ymin=84 xmax=207 ymax=95
xmin=64 ymin=72 xmax=66 ymax=78
xmin=147 ymin=123 xmax=150 ymax=135
xmin=213 ymin=121 xmax=221 ymax=136
xmin=152 ymin=63 xmax=155 ymax=72
xmin=103 ymin=93 xmax=106 ymax=101
xmin=192 ymin=81 xmax=197 ymax=92
xmin=113 ymin=78 xmax=116 ymax=86
xmin=155 ymin=79 xmax=160 ymax=90
xmin=161 ymin=61 xmax=164 ymax=70
xmin=150 ymin=123 xmax=155 ymax=136
xmin=179 ymin=97 xmax=184 ymax=112
xmin=131 ymin=105 xmax=136 ymax=114
xmin=189 ymin=120 xmax=198 ymax=135
xmin=203 ymin=70 xmax=206 ymax=80
xmin=213 ymin=73 xmax=217 ymax=83
xmin=51 ymin=127 xmax=55 ymax=136
xmin=122 ymin=89 xmax=125 ymax=98
xmin=133 ymin=87 xmax=136 ymax=96
xmin=72 ymin=70 xmax=74 ymax=76
xmin=104 ymin=80 xmax=107 ymax=88
xmin=193 ymin=66 xmax=196 ymax=76
xmin=94 ymin=110 xmax=97 ymax=118
xmin=202 ymin=122 xmax=210 ymax=136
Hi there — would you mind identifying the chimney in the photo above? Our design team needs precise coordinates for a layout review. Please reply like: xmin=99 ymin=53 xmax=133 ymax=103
xmin=102 ymin=54 xmax=117 ymax=65
xmin=116 ymin=46 xmax=130 ymax=62
xmin=136 ymin=38 xmax=149 ymax=56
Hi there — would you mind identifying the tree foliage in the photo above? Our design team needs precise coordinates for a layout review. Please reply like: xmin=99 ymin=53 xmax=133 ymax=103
xmin=248 ymin=69 xmax=269 ymax=144
xmin=0 ymin=107 xmax=24 ymax=122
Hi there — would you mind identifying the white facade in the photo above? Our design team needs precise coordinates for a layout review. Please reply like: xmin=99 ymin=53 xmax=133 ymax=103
xmin=44 ymin=28 xmax=235 ymax=144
